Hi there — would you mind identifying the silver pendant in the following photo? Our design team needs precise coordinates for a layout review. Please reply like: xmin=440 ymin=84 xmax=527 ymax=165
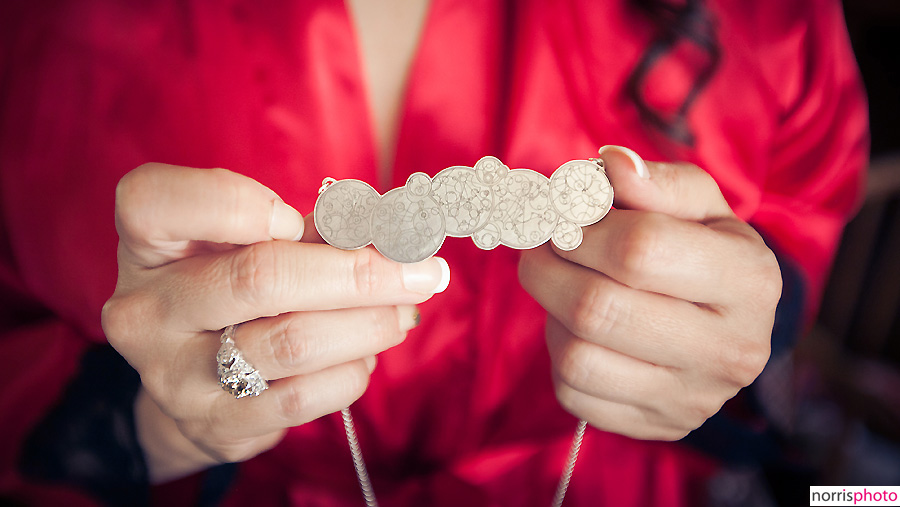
xmin=313 ymin=156 xmax=613 ymax=263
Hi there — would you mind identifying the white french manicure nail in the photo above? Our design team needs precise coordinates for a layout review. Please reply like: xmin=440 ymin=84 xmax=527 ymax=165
xmin=598 ymin=145 xmax=650 ymax=179
xmin=401 ymin=257 xmax=451 ymax=294
xmin=269 ymin=200 xmax=305 ymax=240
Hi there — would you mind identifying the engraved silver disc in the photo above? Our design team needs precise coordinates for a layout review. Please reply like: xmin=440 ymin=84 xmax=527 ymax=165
xmin=370 ymin=187 xmax=446 ymax=263
xmin=551 ymin=220 xmax=585 ymax=251
xmin=314 ymin=179 xmax=380 ymax=250
xmin=472 ymin=222 xmax=502 ymax=250
xmin=474 ymin=155 xmax=509 ymax=185
xmin=549 ymin=160 xmax=614 ymax=226
xmin=431 ymin=166 xmax=494 ymax=237
xmin=487 ymin=169 xmax=559 ymax=249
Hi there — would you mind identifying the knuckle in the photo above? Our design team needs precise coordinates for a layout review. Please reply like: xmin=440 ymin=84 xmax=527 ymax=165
xmin=738 ymin=241 xmax=783 ymax=307
xmin=638 ymin=410 xmax=695 ymax=441
xmin=597 ymin=409 xmax=690 ymax=442
xmin=115 ymin=166 xmax=148 ymax=208
xmin=207 ymin=168 xmax=265 ymax=234
xmin=717 ymin=337 xmax=770 ymax=387
xmin=279 ymin=368 xmax=371 ymax=425
xmin=199 ymin=427 xmax=281 ymax=464
xmin=162 ymin=394 xmax=196 ymax=422
xmin=756 ymin=251 xmax=784 ymax=305
xmin=102 ymin=291 xmax=188 ymax=412
xmin=140 ymin=364 xmax=179 ymax=412
xmin=278 ymin=382 xmax=313 ymax=423
xmin=151 ymin=367 xmax=223 ymax=423
xmin=115 ymin=164 xmax=160 ymax=240
xmin=339 ymin=363 xmax=373 ymax=403
xmin=145 ymin=370 xmax=202 ymax=421
xmin=213 ymin=441 xmax=264 ymax=464
xmin=656 ymin=426 xmax=692 ymax=442
xmin=346 ymin=369 xmax=370 ymax=403
xmin=744 ymin=344 xmax=771 ymax=386
xmin=699 ymin=395 xmax=725 ymax=421
xmin=178 ymin=418 xmax=261 ymax=464
xmin=100 ymin=292 xmax=159 ymax=354
xmin=554 ymin=341 xmax=593 ymax=391
xmin=569 ymin=279 xmax=618 ymax=339
xmin=172 ymin=417 xmax=206 ymax=442
xmin=271 ymin=318 xmax=312 ymax=371
xmin=553 ymin=379 xmax=581 ymax=416
xmin=517 ymin=250 xmax=539 ymax=288
xmin=351 ymin=249 xmax=387 ymax=298
xmin=685 ymin=395 xmax=725 ymax=427
xmin=370 ymin=307 xmax=403 ymax=347
xmin=100 ymin=297 xmax=127 ymax=346
xmin=209 ymin=445 xmax=246 ymax=464
xmin=695 ymin=166 xmax=724 ymax=198
xmin=614 ymin=215 xmax=667 ymax=288
xmin=229 ymin=242 xmax=280 ymax=308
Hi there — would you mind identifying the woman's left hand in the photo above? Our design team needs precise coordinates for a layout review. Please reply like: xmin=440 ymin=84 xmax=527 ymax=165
xmin=519 ymin=146 xmax=782 ymax=440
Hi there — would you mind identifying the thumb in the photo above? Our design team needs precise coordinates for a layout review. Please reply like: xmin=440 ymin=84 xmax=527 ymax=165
xmin=597 ymin=145 xmax=734 ymax=222
xmin=299 ymin=213 xmax=328 ymax=244
xmin=115 ymin=164 xmax=305 ymax=268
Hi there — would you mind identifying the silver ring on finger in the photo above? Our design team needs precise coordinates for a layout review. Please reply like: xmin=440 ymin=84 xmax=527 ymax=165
xmin=216 ymin=324 xmax=268 ymax=399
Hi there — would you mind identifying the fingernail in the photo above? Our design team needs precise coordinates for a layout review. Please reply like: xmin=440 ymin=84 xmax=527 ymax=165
xmin=401 ymin=257 xmax=451 ymax=294
xmin=598 ymin=145 xmax=650 ymax=179
xmin=364 ymin=355 xmax=377 ymax=373
xmin=269 ymin=200 xmax=305 ymax=241
xmin=397 ymin=305 xmax=421 ymax=332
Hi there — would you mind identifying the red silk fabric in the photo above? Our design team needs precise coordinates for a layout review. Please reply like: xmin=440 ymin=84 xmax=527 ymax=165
xmin=0 ymin=1 xmax=867 ymax=505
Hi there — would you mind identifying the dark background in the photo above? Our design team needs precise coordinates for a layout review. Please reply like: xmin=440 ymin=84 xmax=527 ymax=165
xmin=788 ymin=0 xmax=900 ymax=497
xmin=844 ymin=1 xmax=900 ymax=157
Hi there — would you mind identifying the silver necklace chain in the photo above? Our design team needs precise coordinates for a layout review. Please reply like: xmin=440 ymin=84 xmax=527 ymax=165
xmin=551 ymin=419 xmax=588 ymax=507
xmin=323 ymin=156 xmax=604 ymax=505
xmin=341 ymin=407 xmax=588 ymax=507
xmin=341 ymin=408 xmax=379 ymax=507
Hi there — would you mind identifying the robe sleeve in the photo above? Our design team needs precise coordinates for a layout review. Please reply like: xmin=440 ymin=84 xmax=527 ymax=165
xmin=0 ymin=219 xmax=104 ymax=504
xmin=0 ymin=7 xmax=150 ymax=503
xmin=750 ymin=0 xmax=869 ymax=322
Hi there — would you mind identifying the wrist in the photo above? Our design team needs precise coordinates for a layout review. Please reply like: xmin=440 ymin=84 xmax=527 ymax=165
xmin=135 ymin=389 xmax=219 ymax=484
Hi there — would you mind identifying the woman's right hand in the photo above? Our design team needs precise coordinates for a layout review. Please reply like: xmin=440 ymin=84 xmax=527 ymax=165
xmin=101 ymin=163 xmax=449 ymax=483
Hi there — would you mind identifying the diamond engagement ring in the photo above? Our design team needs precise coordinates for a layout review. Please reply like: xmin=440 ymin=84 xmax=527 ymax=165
xmin=216 ymin=324 xmax=268 ymax=399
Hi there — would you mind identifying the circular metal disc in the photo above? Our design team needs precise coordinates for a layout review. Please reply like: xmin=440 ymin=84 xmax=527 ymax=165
xmin=549 ymin=160 xmax=614 ymax=226
xmin=314 ymin=179 xmax=380 ymax=250
xmin=488 ymin=169 xmax=558 ymax=250
xmin=370 ymin=187 xmax=446 ymax=263
xmin=431 ymin=166 xmax=495 ymax=237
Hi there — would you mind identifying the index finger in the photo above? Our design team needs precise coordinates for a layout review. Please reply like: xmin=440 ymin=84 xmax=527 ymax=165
xmin=598 ymin=145 xmax=734 ymax=221
xmin=159 ymin=242 xmax=450 ymax=331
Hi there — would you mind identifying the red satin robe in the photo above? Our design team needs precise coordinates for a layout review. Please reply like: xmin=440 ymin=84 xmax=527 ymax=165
xmin=0 ymin=0 xmax=867 ymax=505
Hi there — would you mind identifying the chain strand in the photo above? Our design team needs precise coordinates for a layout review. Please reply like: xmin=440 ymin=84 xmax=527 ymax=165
xmin=341 ymin=409 xmax=586 ymax=507
xmin=341 ymin=408 xmax=379 ymax=507
xmin=551 ymin=419 xmax=588 ymax=507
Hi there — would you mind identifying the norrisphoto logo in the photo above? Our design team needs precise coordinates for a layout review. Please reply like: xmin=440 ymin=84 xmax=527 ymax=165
xmin=810 ymin=486 xmax=900 ymax=506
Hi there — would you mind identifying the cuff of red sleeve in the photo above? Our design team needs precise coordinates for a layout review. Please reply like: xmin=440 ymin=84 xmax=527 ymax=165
xmin=17 ymin=344 xmax=237 ymax=506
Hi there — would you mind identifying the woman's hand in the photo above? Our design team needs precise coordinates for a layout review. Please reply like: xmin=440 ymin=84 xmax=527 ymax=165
xmin=101 ymin=163 xmax=449 ymax=482
xmin=519 ymin=146 xmax=781 ymax=440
